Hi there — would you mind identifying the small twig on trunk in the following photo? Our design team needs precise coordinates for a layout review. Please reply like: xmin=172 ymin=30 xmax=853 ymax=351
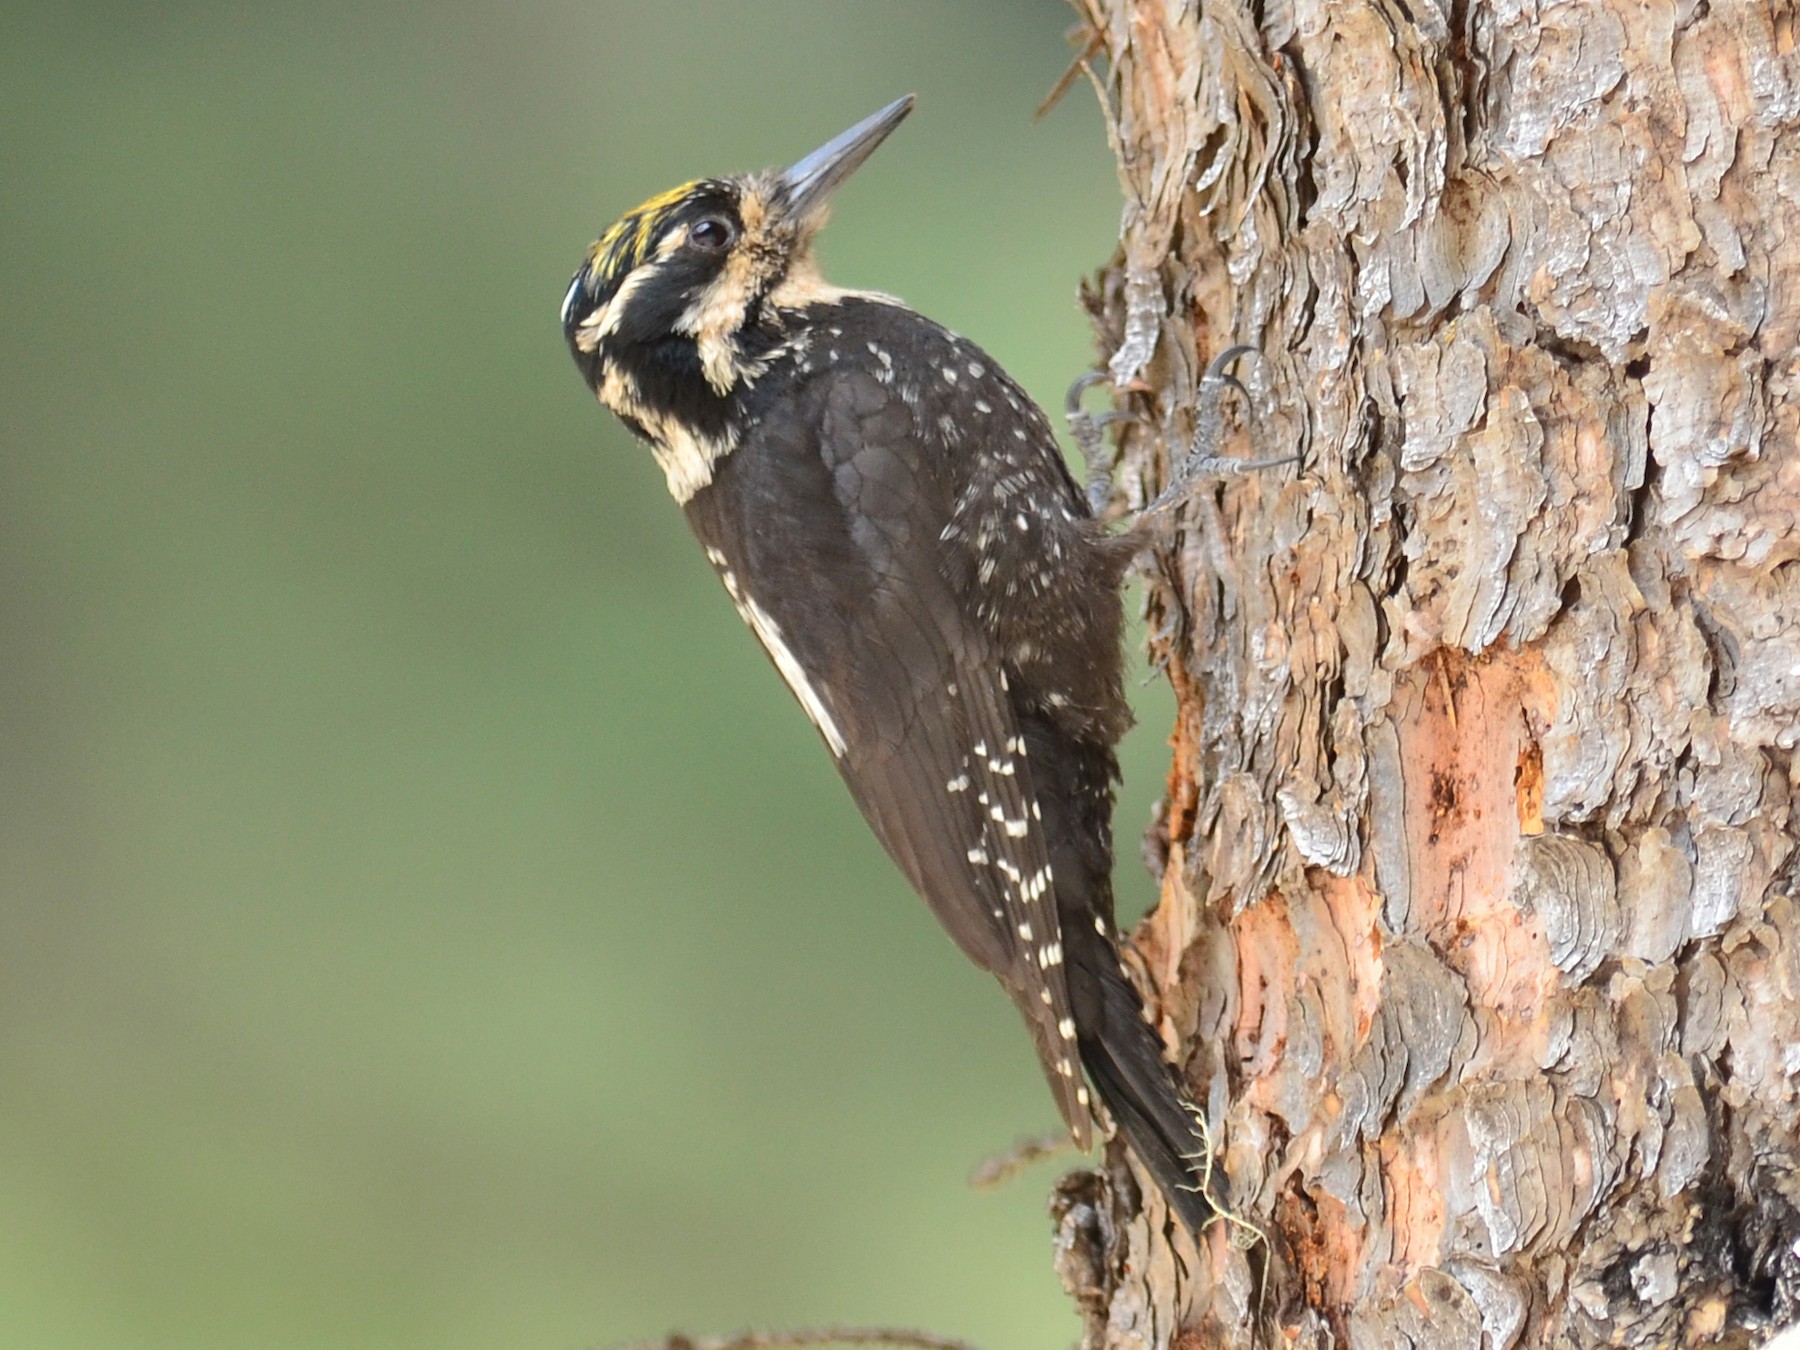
xmin=968 ymin=1130 xmax=1077 ymax=1191
xmin=610 ymin=1329 xmax=983 ymax=1350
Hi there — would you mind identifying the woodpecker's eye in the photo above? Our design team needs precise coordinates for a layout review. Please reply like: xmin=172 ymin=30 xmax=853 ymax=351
xmin=688 ymin=217 xmax=735 ymax=251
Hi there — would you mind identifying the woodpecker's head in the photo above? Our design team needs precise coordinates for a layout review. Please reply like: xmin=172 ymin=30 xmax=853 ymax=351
xmin=563 ymin=95 xmax=913 ymax=408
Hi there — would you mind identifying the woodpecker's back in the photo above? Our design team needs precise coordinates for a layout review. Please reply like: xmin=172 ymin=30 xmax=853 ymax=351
xmin=562 ymin=96 xmax=1215 ymax=1234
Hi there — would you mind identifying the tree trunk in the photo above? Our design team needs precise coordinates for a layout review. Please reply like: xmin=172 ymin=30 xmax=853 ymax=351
xmin=1054 ymin=1 xmax=1800 ymax=1346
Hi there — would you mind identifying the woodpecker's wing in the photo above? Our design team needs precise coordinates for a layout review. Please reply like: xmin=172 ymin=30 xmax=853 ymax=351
xmin=685 ymin=360 xmax=1094 ymax=1144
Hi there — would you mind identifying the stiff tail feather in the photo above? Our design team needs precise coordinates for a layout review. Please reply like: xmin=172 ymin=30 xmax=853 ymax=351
xmin=1074 ymin=943 xmax=1216 ymax=1236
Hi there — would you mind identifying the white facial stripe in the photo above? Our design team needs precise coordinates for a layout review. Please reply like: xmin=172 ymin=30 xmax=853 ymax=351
xmin=577 ymin=264 xmax=656 ymax=348
xmin=674 ymin=245 xmax=767 ymax=395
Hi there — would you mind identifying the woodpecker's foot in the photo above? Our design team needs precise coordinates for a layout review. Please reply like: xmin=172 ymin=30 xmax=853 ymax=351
xmin=1140 ymin=346 xmax=1297 ymax=521
xmin=1064 ymin=370 xmax=1139 ymax=518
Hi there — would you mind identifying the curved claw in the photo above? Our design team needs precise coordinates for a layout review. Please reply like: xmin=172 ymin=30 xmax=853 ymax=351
xmin=1065 ymin=372 xmax=1146 ymax=442
xmin=1198 ymin=344 xmax=1259 ymax=402
xmin=1064 ymin=369 xmax=1140 ymax=518
xmin=1204 ymin=344 xmax=1259 ymax=383
xmin=1064 ymin=368 xmax=1113 ymax=418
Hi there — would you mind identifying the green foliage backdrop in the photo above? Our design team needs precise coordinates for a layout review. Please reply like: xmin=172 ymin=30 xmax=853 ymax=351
xmin=0 ymin=4 xmax=1174 ymax=1346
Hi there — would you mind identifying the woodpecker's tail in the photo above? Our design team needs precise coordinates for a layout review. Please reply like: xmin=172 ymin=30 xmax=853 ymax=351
xmin=1071 ymin=933 xmax=1216 ymax=1236
xmin=1012 ymin=707 xmax=1215 ymax=1233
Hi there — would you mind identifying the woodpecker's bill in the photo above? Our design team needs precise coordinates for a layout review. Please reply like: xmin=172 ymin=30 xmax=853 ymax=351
xmin=562 ymin=95 xmax=1214 ymax=1233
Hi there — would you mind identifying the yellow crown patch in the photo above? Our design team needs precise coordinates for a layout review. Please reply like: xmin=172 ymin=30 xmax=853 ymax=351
xmin=586 ymin=181 xmax=699 ymax=287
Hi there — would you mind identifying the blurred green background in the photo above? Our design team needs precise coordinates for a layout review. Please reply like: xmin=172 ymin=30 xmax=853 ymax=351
xmin=0 ymin=4 xmax=1177 ymax=1348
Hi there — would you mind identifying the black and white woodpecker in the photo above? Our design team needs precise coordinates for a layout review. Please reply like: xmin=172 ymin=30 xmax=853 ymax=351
xmin=562 ymin=96 xmax=1215 ymax=1234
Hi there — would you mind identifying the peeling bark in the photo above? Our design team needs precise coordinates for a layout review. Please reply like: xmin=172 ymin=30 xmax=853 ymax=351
xmin=1060 ymin=1 xmax=1800 ymax=1345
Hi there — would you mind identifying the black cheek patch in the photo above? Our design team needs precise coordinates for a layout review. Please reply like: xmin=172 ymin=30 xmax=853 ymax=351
xmin=612 ymin=338 xmax=738 ymax=446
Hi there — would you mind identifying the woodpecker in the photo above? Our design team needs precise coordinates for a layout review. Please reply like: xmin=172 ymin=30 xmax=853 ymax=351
xmin=562 ymin=95 xmax=1215 ymax=1234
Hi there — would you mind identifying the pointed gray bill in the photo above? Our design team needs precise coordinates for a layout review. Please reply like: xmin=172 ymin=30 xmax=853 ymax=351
xmin=778 ymin=94 xmax=916 ymax=221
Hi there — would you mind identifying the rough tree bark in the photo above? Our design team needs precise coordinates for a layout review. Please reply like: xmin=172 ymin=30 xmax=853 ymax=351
xmin=1052 ymin=1 xmax=1800 ymax=1346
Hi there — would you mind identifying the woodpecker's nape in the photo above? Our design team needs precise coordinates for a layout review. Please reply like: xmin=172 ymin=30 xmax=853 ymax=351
xmin=563 ymin=98 xmax=1219 ymax=1235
